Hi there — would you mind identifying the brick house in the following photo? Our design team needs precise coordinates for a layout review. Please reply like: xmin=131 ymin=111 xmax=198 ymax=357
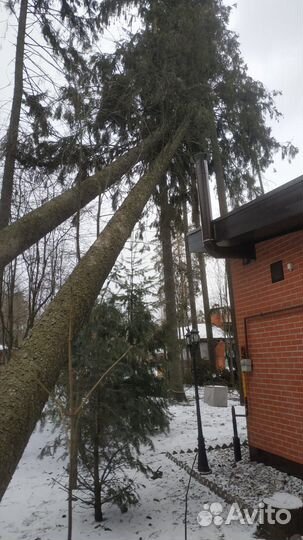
xmin=188 ymin=163 xmax=303 ymax=477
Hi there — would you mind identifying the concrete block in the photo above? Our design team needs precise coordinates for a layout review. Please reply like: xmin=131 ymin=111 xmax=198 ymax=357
xmin=204 ymin=385 xmax=228 ymax=407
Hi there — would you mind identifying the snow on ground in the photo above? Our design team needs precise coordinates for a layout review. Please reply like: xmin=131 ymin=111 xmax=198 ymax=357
xmin=0 ymin=387 xmax=259 ymax=540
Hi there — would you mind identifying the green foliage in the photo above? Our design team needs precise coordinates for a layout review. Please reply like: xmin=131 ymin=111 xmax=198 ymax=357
xmin=73 ymin=297 xmax=169 ymax=520
xmin=94 ymin=0 xmax=297 ymax=207
xmin=15 ymin=0 xmax=297 ymax=213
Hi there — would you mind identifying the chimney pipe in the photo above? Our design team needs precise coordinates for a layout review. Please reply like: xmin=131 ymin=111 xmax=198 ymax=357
xmin=194 ymin=154 xmax=255 ymax=259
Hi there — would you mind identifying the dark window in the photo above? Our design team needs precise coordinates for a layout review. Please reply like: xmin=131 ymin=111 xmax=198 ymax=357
xmin=270 ymin=260 xmax=284 ymax=283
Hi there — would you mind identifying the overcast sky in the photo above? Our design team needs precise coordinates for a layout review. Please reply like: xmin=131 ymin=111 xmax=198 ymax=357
xmin=225 ymin=0 xmax=303 ymax=190
xmin=1 ymin=1 xmax=302 ymax=192
xmin=1 ymin=2 xmax=302 ymax=308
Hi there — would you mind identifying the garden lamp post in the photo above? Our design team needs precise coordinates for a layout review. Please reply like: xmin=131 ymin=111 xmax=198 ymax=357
xmin=186 ymin=327 xmax=211 ymax=474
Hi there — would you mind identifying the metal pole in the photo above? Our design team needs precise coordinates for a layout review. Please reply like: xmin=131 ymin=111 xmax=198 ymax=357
xmin=231 ymin=405 xmax=242 ymax=462
xmin=191 ymin=341 xmax=211 ymax=474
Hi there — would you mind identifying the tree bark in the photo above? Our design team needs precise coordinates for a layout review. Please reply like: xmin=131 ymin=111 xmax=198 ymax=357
xmin=182 ymin=199 xmax=198 ymax=328
xmin=0 ymin=119 xmax=189 ymax=501
xmin=0 ymin=130 xmax=162 ymax=270
xmin=67 ymin=318 xmax=74 ymax=540
xmin=210 ymin=124 xmax=228 ymax=217
xmin=210 ymin=121 xmax=243 ymax=399
xmin=0 ymin=0 xmax=28 ymax=229
xmin=93 ymin=390 xmax=102 ymax=522
xmin=191 ymin=178 xmax=216 ymax=372
xmin=159 ymin=183 xmax=186 ymax=402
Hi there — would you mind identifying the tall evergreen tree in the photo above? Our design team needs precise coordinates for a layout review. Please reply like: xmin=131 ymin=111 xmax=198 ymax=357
xmin=159 ymin=181 xmax=186 ymax=401
xmin=0 ymin=119 xmax=189 ymax=501
xmin=0 ymin=0 xmax=298 ymax=500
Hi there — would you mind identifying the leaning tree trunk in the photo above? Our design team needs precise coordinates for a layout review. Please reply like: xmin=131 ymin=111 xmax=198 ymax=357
xmin=0 ymin=118 xmax=189 ymax=501
xmin=0 ymin=129 xmax=162 ymax=270
xmin=0 ymin=0 xmax=28 ymax=229
xmin=210 ymin=120 xmax=243 ymax=399
xmin=191 ymin=177 xmax=216 ymax=372
xmin=159 ymin=183 xmax=186 ymax=402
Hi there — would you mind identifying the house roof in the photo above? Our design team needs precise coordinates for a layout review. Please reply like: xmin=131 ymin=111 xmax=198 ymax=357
xmin=188 ymin=175 xmax=303 ymax=256
xmin=179 ymin=323 xmax=226 ymax=340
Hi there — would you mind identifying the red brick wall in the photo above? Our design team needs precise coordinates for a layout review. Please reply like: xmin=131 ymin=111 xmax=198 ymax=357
xmin=215 ymin=340 xmax=226 ymax=371
xmin=231 ymin=230 xmax=303 ymax=465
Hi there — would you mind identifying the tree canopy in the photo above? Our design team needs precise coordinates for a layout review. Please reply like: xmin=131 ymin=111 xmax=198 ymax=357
xmin=0 ymin=0 xmax=298 ymax=501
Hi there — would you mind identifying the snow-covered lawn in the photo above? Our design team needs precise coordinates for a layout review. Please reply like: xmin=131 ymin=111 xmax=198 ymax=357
xmin=0 ymin=387 xmax=261 ymax=539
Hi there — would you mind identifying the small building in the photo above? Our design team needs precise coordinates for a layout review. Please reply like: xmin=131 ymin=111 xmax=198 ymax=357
xmin=189 ymin=166 xmax=303 ymax=477
xmin=179 ymin=323 xmax=230 ymax=372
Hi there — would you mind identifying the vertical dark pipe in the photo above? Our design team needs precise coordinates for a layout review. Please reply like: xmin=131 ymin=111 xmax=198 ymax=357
xmin=194 ymin=154 xmax=244 ymax=402
xmin=232 ymin=405 xmax=242 ymax=462
xmin=194 ymin=154 xmax=214 ymax=244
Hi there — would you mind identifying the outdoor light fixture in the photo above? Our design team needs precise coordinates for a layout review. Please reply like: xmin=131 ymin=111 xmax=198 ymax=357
xmin=186 ymin=327 xmax=211 ymax=475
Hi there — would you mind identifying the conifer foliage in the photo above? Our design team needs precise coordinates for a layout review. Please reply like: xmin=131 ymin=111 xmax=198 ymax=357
xmin=0 ymin=0 xmax=299 ymax=503
xmin=72 ymin=298 xmax=168 ymax=521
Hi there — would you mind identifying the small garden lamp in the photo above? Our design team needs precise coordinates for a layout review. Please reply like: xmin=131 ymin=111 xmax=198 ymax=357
xmin=186 ymin=327 xmax=211 ymax=474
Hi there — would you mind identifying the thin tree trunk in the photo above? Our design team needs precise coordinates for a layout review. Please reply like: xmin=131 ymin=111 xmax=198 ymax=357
xmin=96 ymin=193 xmax=102 ymax=237
xmin=0 ymin=0 xmax=28 ymax=367
xmin=6 ymin=261 xmax=17 ymax=361
xmin=182 ymin=199 xmax=198 ymax=328
xmin=0 ymin=130 xmax=162 ymax=270
xmin=257 ymin=167 xmax=265 ymax=195
xmin=93 ymin=427 xmax=102 ymax=521
xmin=210 ymin=125 xmax=228 ymax=217
xmin=191 ymin=178 xmax=216 ymax=372
xmin=0 ymin=119 xmax=189 ymax=501
xmin=93 ymin=390 xmax=102 ymax=522
xmin=198 ymin=254 xmax=216 ymax=372
xmin=67 ymin=317 xmax=74 ymax=540
xmin=69 ymin=373 xmax=79 ymax=491
xmin=75 ymin=212 xmax=81 ymax=262
xmin=159 ymin=183 xmax=186 ymax=402
xmin=210 ymin=119 xmax=243 ymax=400
xmin=0 ymin=0 xmax=28 ymax=229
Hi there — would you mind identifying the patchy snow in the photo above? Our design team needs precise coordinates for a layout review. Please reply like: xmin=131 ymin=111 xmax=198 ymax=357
xmin=0 ymin=386 xmax=274 ymax=540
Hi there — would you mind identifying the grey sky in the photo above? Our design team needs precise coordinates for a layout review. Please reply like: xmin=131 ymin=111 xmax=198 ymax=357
xmin=226 ymin=0 xmax=303 ymax=190
xmin=1 ymin=2 xmax=302 ymax=192
xmin=1 ymin=2 xmax=301 ymax=309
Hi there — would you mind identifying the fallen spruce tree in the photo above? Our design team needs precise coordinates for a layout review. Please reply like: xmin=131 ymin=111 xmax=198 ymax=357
xmin=0 ymin=118 xmax=189 ymax=501
xmin=0 ymin=129 xmax=163 ymax=270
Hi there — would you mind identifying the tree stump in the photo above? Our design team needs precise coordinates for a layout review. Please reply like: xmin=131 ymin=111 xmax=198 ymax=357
xmin=256 ymin=492 xmax=303 ymax=540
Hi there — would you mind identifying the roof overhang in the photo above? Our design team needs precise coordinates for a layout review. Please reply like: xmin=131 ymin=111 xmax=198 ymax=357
xmin=188 ymin=174 xmax=303 ymax=258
